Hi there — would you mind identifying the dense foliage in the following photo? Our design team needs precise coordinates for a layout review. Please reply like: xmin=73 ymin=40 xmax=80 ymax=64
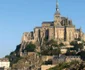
xmin=5 ymin=44 xmax=22 ymax=66
xmin=49 ymin=61 xmax=85 ymax=70
xmin=77 ymin=51 xmax=85 ymax=60
xmin=15 ymin=44 xmax=21 ymax=53
xmin=25 ymin=43 xmax=36 ymax=52
xmin=41 ymin=40 xmax=61 ymax=55
xmin=70 ymin=41 xmax=83 ymax=51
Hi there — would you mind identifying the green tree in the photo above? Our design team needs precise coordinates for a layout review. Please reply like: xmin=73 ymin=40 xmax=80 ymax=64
xmin=59 ymin=43 xmax=65 ymax=46
xmin=15 ymin=44 xmax=21 ymax=53
xmin=77 ymin=51 xmax=85 ymax=60
xmin=25 ymin=43 xmax=36 ymax=52
xmin=70 ymin=41 xmax=83 ymax=51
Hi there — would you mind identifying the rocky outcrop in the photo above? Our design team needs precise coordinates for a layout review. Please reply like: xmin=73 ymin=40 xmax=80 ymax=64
xmin=12 ymin=52 xmax=42 ymax=70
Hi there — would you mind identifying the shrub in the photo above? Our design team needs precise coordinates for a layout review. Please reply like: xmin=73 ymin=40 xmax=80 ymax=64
xmin=25 ymin=43 xmax=36 ymax=52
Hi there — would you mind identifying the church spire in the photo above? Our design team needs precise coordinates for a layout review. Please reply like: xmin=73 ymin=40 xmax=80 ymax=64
xmin=55 ymin=0 xmax=60 ymax=15
xmin=54 ymin=0 xmax=61 ymax=26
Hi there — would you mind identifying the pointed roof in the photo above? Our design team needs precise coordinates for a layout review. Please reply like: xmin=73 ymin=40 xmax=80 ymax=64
xmin=55 ymin=0 xmax=60 ymax=15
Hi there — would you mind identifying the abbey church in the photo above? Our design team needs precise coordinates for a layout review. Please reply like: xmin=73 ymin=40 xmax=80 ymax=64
xmin=21 ymin=1 xmax=85 ymax=44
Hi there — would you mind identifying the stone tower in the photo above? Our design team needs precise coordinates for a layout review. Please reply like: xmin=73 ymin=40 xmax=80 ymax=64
xmin=54 ymin=0 xmax=61 ymax=26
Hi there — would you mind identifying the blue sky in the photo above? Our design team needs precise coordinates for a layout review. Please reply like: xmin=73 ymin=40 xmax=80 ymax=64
xmin=0 ymin=0 xmax=85 ymax=58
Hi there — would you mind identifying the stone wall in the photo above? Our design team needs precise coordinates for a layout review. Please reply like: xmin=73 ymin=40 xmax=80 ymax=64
xmin=55 ymin=27 xmax=64 ymax=41
xmin=66 ymin=27 xmax=75 ymax=41
xmin=49 ymin=27 xmax=54 ymax=40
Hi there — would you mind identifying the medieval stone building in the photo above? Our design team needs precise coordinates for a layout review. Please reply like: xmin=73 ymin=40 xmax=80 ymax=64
xmin=21 ymin=1 xmax=85 ymax=44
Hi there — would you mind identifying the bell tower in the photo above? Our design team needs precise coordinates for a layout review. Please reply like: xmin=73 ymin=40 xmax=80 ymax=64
xmin=54 ymin=0 xmax=61 ymax=26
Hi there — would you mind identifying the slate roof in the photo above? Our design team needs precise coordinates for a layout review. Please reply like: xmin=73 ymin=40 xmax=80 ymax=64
xmin=42 ymin=21 xmax=54 ymax=24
